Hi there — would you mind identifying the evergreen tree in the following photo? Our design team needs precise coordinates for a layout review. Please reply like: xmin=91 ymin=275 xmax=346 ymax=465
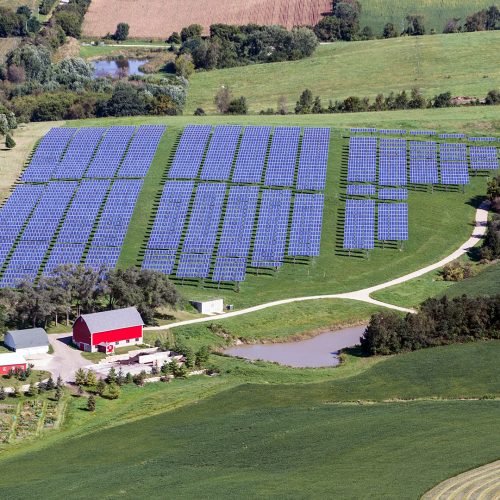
xmin=107 ymin=383 xmax=120 ymax=400
xmin=114 ymin=22 xmax=129 ymax=41
xmin=295 ymin=89 xmax=313 ymax=114
xmin=54 ymin=386 xmax=63 ymax=401
xmin=106 ymin=367 xmax=117 ymax=384
xmin=77 ymin=385 xmax=84 ymax=397
xmin=116 ymin=367 xmax=125 ymax=386
xmin=5 ymin=134 xmax=15 ymax=149
xmin=56 ymin=375 xmax=63 ymax=389
xmin=27 ymin=381 xmax=37 ymax=397
xmin=184 ymin=348 xmax=195 ymax=368
xmin=195 ymin=346 xmax=210 ymax=367
xmin=85 ymin=369 xmax=97 ymax=387
xmin=96 ymin=378 xmax=106 ymax=396
xmin=125 ymin=372 xmax=133 ymax=384
xmin=74 ymin=368 xmax=86 ymax=386
xmin=0 ymin=386 xmax=5 ymax=400
xmin=87 ymin=394 xmax=96 ymax=412
xmin=46 ymin=376 xmax=55 ymax=391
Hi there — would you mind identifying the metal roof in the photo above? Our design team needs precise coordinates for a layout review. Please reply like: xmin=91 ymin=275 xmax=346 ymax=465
xmin=5 ymin=328 xmax=49 ymax=349
xmin=78 ymin=307 xmax=144 ymax=334
xmin=0 ymin=352 xmax=26 ymax=366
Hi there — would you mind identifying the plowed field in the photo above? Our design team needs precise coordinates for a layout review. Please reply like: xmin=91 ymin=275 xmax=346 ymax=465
xmin=82 ymin=0 xmax=331 ymax=38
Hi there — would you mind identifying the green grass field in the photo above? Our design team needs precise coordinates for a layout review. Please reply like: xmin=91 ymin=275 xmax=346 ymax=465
xmin=0 ymin=341 xmax=498 ymax=498
xmin=186 ymin=31 xmax=500 ymax=114
xmin=359 ymin=0 xmax=496 ymax=35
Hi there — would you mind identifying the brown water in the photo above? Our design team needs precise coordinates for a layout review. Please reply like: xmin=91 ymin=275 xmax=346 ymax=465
xmin=223 ymin=325 xmax=366 ymax=368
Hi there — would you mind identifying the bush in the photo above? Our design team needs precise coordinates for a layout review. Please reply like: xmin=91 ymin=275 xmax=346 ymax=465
xmin=226 ymin=96 xmax=247 ymax=115
xmin=5 ymin=134 xmax=15 ymax=149
xmin=441 ymin=262 xmax=475 ymax=281
xmin=194 ymin=107 xmax=205 ymax=116
xmin=114 ymin=22 xmax=129 ymax=41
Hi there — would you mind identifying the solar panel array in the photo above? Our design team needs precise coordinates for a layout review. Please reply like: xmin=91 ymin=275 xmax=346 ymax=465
xmin=378 ymin=203 xmax=408 ymax=241
xmin=347 ymin=137 xmax=377 ymax=182
xmin=439 ymin=143 xmax=469 ymax=185
xmin=0 ymin=124 xmax=165 ymax=287
xmin=470 ymin=146 xmax=499 ymax=170
xmin=346 ymin=185 xmax=376 ymax=196
xmin=469 ymin=137 xmax=496 ymax=142
xmin=409 ymin=141 xmax=438 ymax=184
xmin=343 ymin=199 xmax=375 ymax=250
xmin=144 ymin=125 xmax=330 ymax=282
xmin=379 ymin=138 xmax=407 ymax=186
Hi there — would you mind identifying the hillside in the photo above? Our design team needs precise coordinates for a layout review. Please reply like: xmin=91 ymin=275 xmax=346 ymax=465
xmin=0 ymin=341 xmax=498 ymax=497
xmin=82 ymin=0 xmax=497 ymax=38
xmin=186 ymin=31 xmax=500 ymax=114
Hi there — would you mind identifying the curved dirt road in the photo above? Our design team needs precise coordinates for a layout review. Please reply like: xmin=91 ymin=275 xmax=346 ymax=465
xmin=146 ymin=201 xmax=489 ymax=332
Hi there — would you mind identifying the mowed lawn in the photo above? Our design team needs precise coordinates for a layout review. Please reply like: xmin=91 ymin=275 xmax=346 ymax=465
xmin=62 ymin=109 xmax=498 ymax=308
xmin=359 ymin=0 xmax=496 ymax=35
xmin=186 ymin=31 xmax=500 ymax=113
xmin=0 ymin=341 xmax=499 ymax=498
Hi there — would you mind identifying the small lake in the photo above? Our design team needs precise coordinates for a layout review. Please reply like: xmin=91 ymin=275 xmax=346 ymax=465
xmin=92 ymin=59 xmax=148 ymax=79
xmin=223 ymin=325 xmax=366 ymax=368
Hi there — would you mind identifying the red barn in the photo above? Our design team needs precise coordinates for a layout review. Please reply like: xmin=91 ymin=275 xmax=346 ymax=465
xmin=0 ymin=352 xmax=27 ymax=374
xmin=73 ymin=307 xmax=144 ymax=353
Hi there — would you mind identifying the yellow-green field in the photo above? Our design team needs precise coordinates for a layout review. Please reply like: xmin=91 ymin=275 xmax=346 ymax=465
xmin=186 ymin=31 xmax=500 ymax=114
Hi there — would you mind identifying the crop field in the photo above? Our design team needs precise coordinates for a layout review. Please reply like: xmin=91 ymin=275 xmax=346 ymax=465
xmin=82 ymin=0 xmax=496 ymax=38
xmin=186 ymin=31 xmax=500 ymax=114
xmin=82 ymin=0 xmax=331 ymax=38
xmin=0 ymin=341 xmax=499 ymax=498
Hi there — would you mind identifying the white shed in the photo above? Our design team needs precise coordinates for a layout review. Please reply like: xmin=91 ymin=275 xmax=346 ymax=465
xmin=190 ymin=299 xmax=224 ymax=314
xmin=4 ymin=328 xmax=49 ymax=356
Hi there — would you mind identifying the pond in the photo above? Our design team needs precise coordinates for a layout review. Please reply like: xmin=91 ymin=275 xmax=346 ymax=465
xmin=223 ymin=325 xmax=366 ymax=368
xmin=92 ymin=59 xmax=149 ymax=79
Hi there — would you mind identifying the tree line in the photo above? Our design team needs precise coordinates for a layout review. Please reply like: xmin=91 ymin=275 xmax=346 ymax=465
xmin=361 ymin=295 xmax=500 ymax=355
xmin=288 ymin=88 xmax=500 ymax=115
xmin=0 ymin=265 xmax=181 ymax=332
xmin=480 ymin=175 xmax=500 ymax=261
xmin=167 ymin=23 xmax=318 ymax=71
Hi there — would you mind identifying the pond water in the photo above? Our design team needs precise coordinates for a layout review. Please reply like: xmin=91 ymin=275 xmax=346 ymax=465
xmin=92 ymin=59 xmax=148 ymax=78
xmin=223 ymin=325 xmax=366 ymax=368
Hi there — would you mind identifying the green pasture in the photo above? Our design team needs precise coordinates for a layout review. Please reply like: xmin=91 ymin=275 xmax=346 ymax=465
xmin=186 ymin=31 xmax=500 ymax=114
xmin=359 ymin=0 xmax=497 ymax=35
xmin=0 ymin=341 xmax=499 ymax=498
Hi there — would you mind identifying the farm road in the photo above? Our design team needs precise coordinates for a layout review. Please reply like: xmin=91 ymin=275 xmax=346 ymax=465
xmin=145 ymin=201 xmax=489 ymax=332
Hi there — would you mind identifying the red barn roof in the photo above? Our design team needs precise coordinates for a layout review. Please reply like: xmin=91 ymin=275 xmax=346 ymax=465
xmin=78 ymin=307 xmax=144 ymax=333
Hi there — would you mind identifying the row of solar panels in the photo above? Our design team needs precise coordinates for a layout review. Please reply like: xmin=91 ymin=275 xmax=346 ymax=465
xmin=350 ymin=128 xmax=499 ymax=141
xmin=348 ymin=138 xmax=499 ymax=185
xmin=0 ymin=179 xmax=143 ymax=287
xmin=142 ymin=181 xmax=324 ymax=282
xmin=21 ymin=125 xmax=165 ymax=182
xmin=168 ymin=125 xmax=330 ymax=191
xmin=343 ymin=199 xmax=408 ymax=250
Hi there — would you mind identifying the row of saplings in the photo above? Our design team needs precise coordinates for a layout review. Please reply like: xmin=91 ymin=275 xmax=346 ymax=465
xmin=0 ymin=373 xmax=64 ymax=401
xmin=75 ymin=344 xmax=212 ymax=412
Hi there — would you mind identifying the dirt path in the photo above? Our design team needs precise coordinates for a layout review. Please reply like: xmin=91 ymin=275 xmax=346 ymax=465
xmin=422 ymin=460 xmax=500 ymax=499
xmin=145 ymin=201 xmax=489 ymax=332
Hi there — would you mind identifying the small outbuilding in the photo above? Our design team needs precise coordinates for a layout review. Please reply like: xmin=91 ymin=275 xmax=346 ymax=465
xmin=72 ymin=307 xmax=144 ymax=353
xmin=0 ymin=352 xmax=27 ymax=375
xmin=190 ymin=299 xmax=224 ymax=315
xmin=4 ymin=328 xmax=49 ymax=356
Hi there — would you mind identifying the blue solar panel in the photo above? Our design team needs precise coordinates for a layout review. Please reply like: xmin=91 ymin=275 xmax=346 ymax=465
xmin=379 ymin=138 xmax=407 ymax=186
xmin=439 ymin=133 xmax=465 ymax=139
xmin=217 ymin=185 xmax=259 ymax=259
xmin=200 ymin=126 xmax=241 ymax=181
xmin=288 ymin=193 xmax=323 ymax=257
xmin=56 ymin=179 xmax=110 ymax=244
xmin=378 ymin=203 xmax=408 ymax=241
xmin=85 ymin=246 xmax=121 ymax=269
xmin=469 ymin=146 xmax=498 ymax=170
xmin=378 ymin=188 xmax=408 ymax=200
xmin=142 ymin=249 xmax=177 ymax=274
xmin=91 ymin=179 xmax=143 ymax=248
xmin=43 ymin=243 xmax=86 ymax=276
xmin=212 ymin=257 xmax=247 ymax=282
xmin=21 ymin=128 xmax=76 ymax=182
xmin=52 ymin=128 xmax=107 ymax=179
xmin=346 ymin=185 xmax=376 ymax=196
xmin=145 ymin=181 xmax=194 ymax=253
xmin=410 ymin=130 xmax=437 ymax=136
xmin=347 ymin=137 xmax=377 ymax=182
xmin=251 ymin=189 xmax=291 ymax=267
xmin=181 ymin=183 xmax=226 ymax=255
xmin=232 ymin=126 xmax=271 ymax=184
xmin=379 ymin=129 xmax=406 ymax=135
xmin=409 ymin=141 xmax=438 ymax=184
xmin=168 ymin=125 xmax=212 ymax=179
xmin=350 ymin=128 xmax=377 ymax=133
xmin=85 ymin=126 xmax=135 ymax=178
xmin=117 ymin=125 xmax=166 ymax=177
xmin=264 ymin=127 xmax=300 ymax=187
xmin=296 ymin=127 xmax=330 ymax=191
xmin=343 ymin=199 xmax=375 ymax=250
xmin=439 ymin=144 xmax=469 ymax=185
xmin=176 ymin=253 xmax=211 ymax=279
xmin=468 ymin=137 xmax=496 ymax=142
